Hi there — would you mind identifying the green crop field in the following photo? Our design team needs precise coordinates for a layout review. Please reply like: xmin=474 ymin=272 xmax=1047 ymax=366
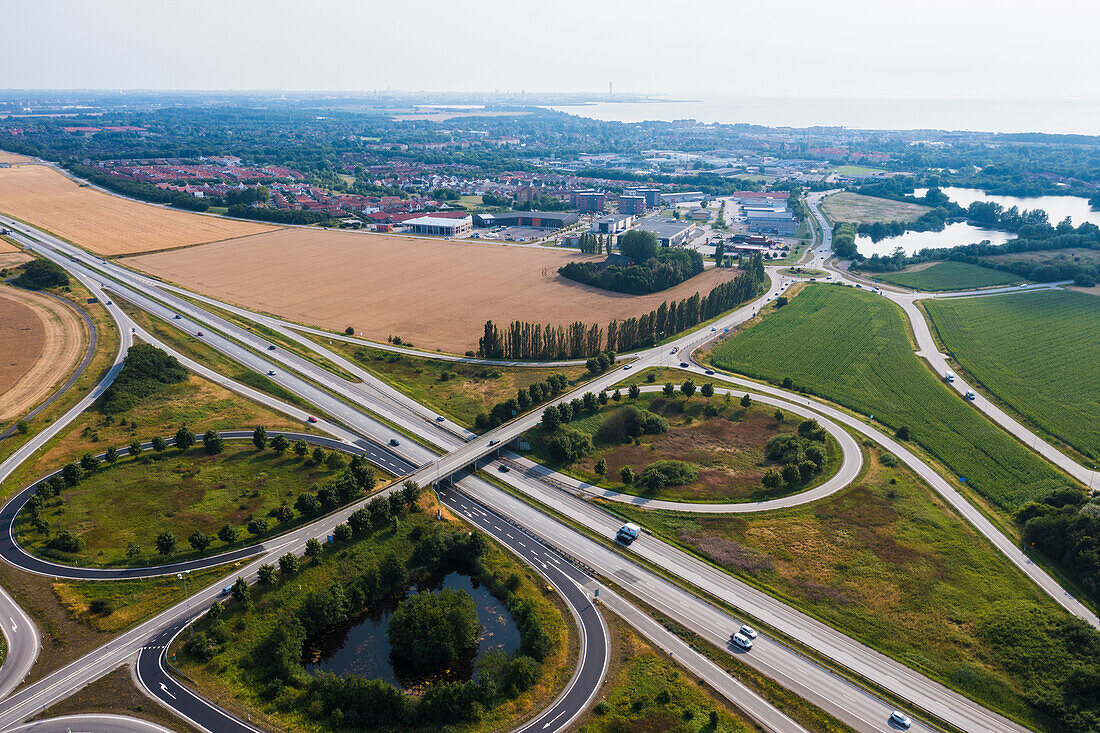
xmin=926 ymin=289 xmax=1100 ymax=461
xmin=709 ymin=285 xmax=1076 ymax=513
xmin=873 ymin=261 xmax=1023 ymax=291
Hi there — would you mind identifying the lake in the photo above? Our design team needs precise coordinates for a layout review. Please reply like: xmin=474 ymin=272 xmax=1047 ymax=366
xmin=916 ymin=188 xmax=1100 ymax=228
xmin=857 ymin=188 xmax=1100 ymax=256
xmin=304 ymin=572 xmax=521 ymax=687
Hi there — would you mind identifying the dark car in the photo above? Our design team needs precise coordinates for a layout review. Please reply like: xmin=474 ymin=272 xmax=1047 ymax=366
xmin=389 ymin=438 xmax=400 ymax=447
xmin=705 ymin=369 xmax=715 ymax=375
xmin=268 ymin=344 xmax=277 ymax=350
xmin=498 ymin=465 xmax=510 ymax=473
xmin=679 ymin=362 xmax=689 ymax=368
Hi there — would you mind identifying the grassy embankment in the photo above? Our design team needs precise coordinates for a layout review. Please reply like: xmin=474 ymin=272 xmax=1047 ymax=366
xmin=925 ymin=289 xmax=1100 ymax=462
xmin=709 ymin=284 xmax=1077 ymax=520
xmin=15 ymin=442 xmax=375 ymax=567
xmin=819 ymin=191 xmax=929 ymax=225
xmin=172 ymin=494 xmax=574 ymax=733
xmin=522 ymin=392 xmax=841 ymax=503
xmin=872 ymin=261 xmax=1023 ymax=291
xmin=320 ymin=338 xmax=588 ymax=429
xmin=607 ymin=447 xmax=1092 ymax=732
xmin=577 ymin=616 xmax=753 ymax=733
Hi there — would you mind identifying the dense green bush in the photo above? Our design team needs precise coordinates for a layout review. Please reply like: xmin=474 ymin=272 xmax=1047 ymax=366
xmin=389 ymin=588 xmax=479 ymax=673
xmin=99 ymin=344 xmax=187 ymax=414
xmin=638 ymin=460 xmax=697 ymax=491
xmin=12 ymin=259 xmax=70 ymax=290
xmin=544 ymin=426 xmax=593 ymax=462
xmin=598 ymin=405 xmax=669 ymax=443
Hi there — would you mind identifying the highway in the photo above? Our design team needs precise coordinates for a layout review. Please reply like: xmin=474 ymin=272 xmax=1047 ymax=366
xmin=0 ymin=206 xmax=1077 ymax=732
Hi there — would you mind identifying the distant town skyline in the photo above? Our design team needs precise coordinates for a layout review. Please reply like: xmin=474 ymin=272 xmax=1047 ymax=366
xmin=2 ymin=0 xmax=1098 ymax=103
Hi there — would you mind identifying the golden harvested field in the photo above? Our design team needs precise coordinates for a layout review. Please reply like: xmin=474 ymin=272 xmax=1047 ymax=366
xmin=128 ymin=228 xmax=744 ymax=353
xmin=0 ymin=237 xmax=32 ymax=269
xmin=821 ymin=191 xmax=931 ymax=224
xmin=0 ymin=149 xmax=36 ymax=164
xmin=0 ymin=285 xmax=86 ymax=425
xmin=0 ymin=164 xmax=275 ymax=255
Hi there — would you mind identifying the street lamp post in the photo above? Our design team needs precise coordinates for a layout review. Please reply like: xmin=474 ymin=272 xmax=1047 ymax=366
xmin=178 ymin=571 xmax=193 ymax=636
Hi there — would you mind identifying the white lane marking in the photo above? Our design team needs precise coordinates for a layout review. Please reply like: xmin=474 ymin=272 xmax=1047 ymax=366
xmin=159 ymin=683 xmax=177 ymax=700
xmin=542 ymin=709 xmax=567 ymax=729
xmin=9 ymin=617 xmax=16 ymax=632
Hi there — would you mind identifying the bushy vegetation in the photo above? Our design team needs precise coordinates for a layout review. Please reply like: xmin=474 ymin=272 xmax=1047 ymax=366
xmin=637 ymin=460 xmax=697 ymax=491
xmin=474 ymin=372 xmax=570 ymax=431
xmin=925 ymin=289 xmax=1100 ymax=461
xmin=1018 ymin=488 xmax=1100 ymax=606
xmin=180 ymin=506 xmax=564 ymax=732
xmin=99 ymin=344 xmax=187 ymax=414
xmin=389 ymin=588 xmax=479 ymax=674
xmin=12 ymin=258 xmax=70 ymax=290
xmin=711 ymin=285 xmax=1076 ymax=511
xmin=559 ymin=247 xmax=704 ymax=294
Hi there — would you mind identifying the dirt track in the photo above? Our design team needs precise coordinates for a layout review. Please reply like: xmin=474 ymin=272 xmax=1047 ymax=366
xmin=0 ymin=165 xmax=274 ymax=255
xmin=128 ymin=228 xmax=743 ymax=353
xmin=0 ymin=286 xmax=87 ymax=425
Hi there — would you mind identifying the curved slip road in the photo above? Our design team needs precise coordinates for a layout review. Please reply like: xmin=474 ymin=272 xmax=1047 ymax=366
xmin=508 ymin=384 xmax=863 ymax=513
xmin=8 ymin=714 xmax=174 ymax=733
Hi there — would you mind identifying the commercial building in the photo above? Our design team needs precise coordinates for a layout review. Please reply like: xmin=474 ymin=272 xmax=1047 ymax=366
xmin=688 ymin=208 xmax=711 ymax=221
xmin=571 ymin=189 xmax=607 ymax=213
xmin=659 ymin=191 xmax=705 ymax=204
xmin=591 ymin=213 xmax=634 ymax=235
xmin=634 ymin=217 xmax=697 ymax=247
xmin=405 ymin=215 xmax=473 ymax=237
xmin=732 ymin=191 xmax=790 ymax=206
xmin=624 ymin=187 xmax=662 ymax=207
xmin=482 ymin=211 xmax=579 ymax=229
xmin=618 ymin=194 xmax=647 ymax=216
xmin=744 ymin=207 xmax=797 ymax=235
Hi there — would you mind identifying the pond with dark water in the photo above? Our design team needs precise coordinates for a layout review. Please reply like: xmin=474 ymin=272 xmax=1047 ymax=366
xmin=303 ymin=572 xmax=520 ymax=688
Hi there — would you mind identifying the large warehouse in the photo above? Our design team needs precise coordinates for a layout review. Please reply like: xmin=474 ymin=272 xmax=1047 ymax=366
xmin=404 ymin=215 xmax=473 ymax=236
xmin=478 ymin=211 xmax=579 ymax=229
xmin=634 ymin=217 xmax=697 ymax=247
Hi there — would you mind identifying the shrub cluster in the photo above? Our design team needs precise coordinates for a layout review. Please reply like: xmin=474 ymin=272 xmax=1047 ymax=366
xmin=559 ymin=248 xmax=704 ymax=295
xmin=12 ymin=259 xmax=70 ymax=290
xmin=474 ymin=373 xmax=569 ymax=430
xmin=99 ymin=344 xmax=187 ymax=414
xmin=760 ymin=419 xmax=829 ymax=489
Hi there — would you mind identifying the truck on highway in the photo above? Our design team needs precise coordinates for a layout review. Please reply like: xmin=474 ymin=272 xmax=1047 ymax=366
xmin=616 ymin=523 xmax=641 ymax=545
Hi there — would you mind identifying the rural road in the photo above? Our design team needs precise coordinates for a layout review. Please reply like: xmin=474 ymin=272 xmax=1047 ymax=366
xmin=7 ymin=714 xmax=175 ymax=733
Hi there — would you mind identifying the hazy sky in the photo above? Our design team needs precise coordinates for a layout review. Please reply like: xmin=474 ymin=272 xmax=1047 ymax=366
xmin=1 ymin=0 xmax=1097 ymax=100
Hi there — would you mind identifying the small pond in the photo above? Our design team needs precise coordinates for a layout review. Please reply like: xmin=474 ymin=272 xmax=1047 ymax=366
xmin=303 ymin=572 xmax=520 ymax=688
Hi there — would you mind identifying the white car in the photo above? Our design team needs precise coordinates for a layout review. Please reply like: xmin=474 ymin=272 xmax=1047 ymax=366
xmin=889 ymin=710 xmax=912 ymax=729
xmin=738 ymin=624 xmax=758 ymax=639
xmin=730 ymin=632 xmax=753 ymax=650
xmin=267 ymin=370 xmax=277 ymax=376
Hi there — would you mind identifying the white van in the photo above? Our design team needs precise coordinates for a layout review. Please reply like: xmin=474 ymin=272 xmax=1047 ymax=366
xmin=616 ymin=523 xmax=641 ymax=544
xmin=944 ymin=371 xmax=956 ymax=383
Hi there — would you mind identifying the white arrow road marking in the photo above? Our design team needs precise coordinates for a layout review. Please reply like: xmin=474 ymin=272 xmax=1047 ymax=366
xmin=542 ymin=709 xmax=567 ymax=729
xmin=160 ymin=683 xmax=177 ymax=700
xmin=9 ymin=617 xmax=16 ymax=632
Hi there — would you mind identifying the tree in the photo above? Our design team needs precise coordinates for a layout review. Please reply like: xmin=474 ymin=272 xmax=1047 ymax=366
xmin=620 ymin=466 xmax=634 ymax=484
xmin=368 ymin=495 xmax=392 ymax=525
xmin=618 ymin=229 xmax=659 ymax=263
xmin=595 ymin=458 xmax=607 ymax=476
xmin=545 ymin=426 xmax=594 ymax=462
xmin=612 ymin=388 xmax=622 ymax=402
xmin=218 ymin=524 xmax=238 ymax=544
xmin=598 ymin=390 xmax=609 ymax=405
xmin=151 ymin=436 xmax=168 ymax=453
xmin=628 ymin=383 xmax=641 ymax=399
xmin=325 ymin=451 xmax=347 ymax=470
xmin=79 ymin=453 xmax=99 ymax=472
xmin=279 ymin=552 xmax=300 ymax=575
xmin=344 ymin=326 xmax=355 ymax=335
xmin=252 ymin=426 xmax=267 ymax=450
xmin=311 ymin=446 xmax=326 ymax=464
xmin=62 ymin=462 xmax=83 ymax=485
xmin=231 ymin=576 xmax=250 ymax=605
xmin=681 ymin=380 xmax=696 ymax=398
xmin=189 ymin=531 xmax=211 ymax=552
xmin=174 ymin=426 xmax=195 ymax=451
xmin=273 ymin=504 xmax=294 ymax=523
xmin=762 ymin=468 xmax=782 ymax=489
xmin=257 ymin=564 xmax=277 ymax=585
xmin=773 ymin=408 xmax=784 ymax=423
xmin=701 ymin=383 xmax=714 ymax=399
xmin=155 ymin=531 xmax=177 ymax=557
xmin=126 ymin=541 xmax=141 ymax=561
xmin=104 ymin=446 xmax=119 ymax=464
xmin=663 ymin=382 xmax=675 ymax=396
xmin=781 ymin=463 xmax=801 ymax=485
xmin=541 ymin=405 xmax=561 ymax=431
xmin=15 ymin=420 xmax=29 ymax=435
xmin=895 ymin=425 xmax=911 ymax=441
xmin=401 ymin=480 xmax=422 ymax=508
xmin=293 ymin=439 xmax=308 ymax=458
xmin=247 ymin=517 xmax=268 ymax=537
xmin=389 ymin=589 xmax=479 ymax=674
xmin=128 ymin=439 xmax=143 ymax=457
xmin=270 ymin=434 xmax=290 ymax=453
xmin=305 ymin=537 xmax=323 ymax=561
xmin=349 ymin=508 xmax=372 ymax=535
xmin=203 ymin=430 xmax=224 ymax=455
xmin=781 ymin=376 xmax=794 ymax=389
xmin=333 ymin=523 xmax=353 ymax=542
xmin=740 ymin=393 xmax=752 ymax=408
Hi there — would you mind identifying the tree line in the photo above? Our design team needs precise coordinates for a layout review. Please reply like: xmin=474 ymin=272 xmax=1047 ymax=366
xmin=573 ymin=231 xmax=613 ymax=255
xmin=559 ymin=247 xmax=704 ymax=294
xmin=479 ymin=253 xmax=766 ymax=360
xmin=474 ymin=373 xmax=570 ymax=430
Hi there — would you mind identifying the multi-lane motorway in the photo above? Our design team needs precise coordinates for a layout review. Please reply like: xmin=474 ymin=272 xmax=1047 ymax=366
xmin=0 ymin=197 xmax=1093 ymax=733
